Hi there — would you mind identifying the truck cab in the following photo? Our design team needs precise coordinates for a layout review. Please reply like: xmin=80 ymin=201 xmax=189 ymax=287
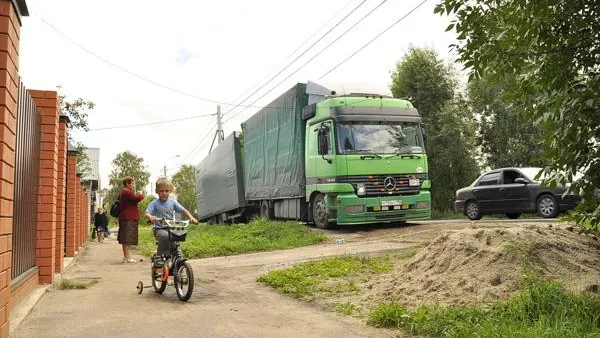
xmin=303 ymin=94 xmax=431 ymax=228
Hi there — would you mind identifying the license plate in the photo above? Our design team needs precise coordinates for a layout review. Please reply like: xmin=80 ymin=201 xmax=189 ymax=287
xmin=381 ymin=200 xmax=402 ymax=207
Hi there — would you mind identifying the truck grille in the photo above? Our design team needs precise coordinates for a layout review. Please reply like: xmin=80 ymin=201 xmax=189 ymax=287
xmin=339 ymin=174 xmax=427 ymax=197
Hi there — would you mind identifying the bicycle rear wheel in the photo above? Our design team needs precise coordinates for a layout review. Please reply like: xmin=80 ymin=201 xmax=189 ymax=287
xmin=151 ymin=261 xmax=167 ymax=294
xmin=174 ymin=261 xmax=194 ymax=301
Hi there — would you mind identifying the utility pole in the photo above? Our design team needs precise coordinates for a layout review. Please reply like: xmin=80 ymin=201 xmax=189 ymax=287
xmin=209 ymin=105 xmax=225 ymax=153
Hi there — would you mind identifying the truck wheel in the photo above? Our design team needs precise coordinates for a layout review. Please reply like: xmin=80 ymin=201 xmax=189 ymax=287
xmin=260 ymin=201 xmax=273 ymax=219
xmin=312 ymin=194 xmax=331 ymax=229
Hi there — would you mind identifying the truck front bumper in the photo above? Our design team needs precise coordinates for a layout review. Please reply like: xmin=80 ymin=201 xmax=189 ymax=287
xmin=333 ymin=192 xmax=431 ymax=225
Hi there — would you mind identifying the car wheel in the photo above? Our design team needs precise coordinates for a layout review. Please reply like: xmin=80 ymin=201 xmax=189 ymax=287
xmin=505 ymin=213 xmax=521 ymax=219
xmin=465 ymin=200 xmax=482 ymax=220
xmin=537 ymin=194 xmax=559 ymax=218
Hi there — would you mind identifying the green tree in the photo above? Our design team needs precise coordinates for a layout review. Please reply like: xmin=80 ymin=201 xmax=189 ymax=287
xmin=171 ymin=164 xmax=197 ymax=215
xmin=59 ymin=91 xmax=95 ymax=176
xmin=138 ymin=195 xmax=156 ymax=225
xmin=436 ymin=0 xmax=600 ymax=229
xmin=391 ymin=46 xmax=479 ymax=211
xmin=106 ymin=151 xmax=151 ymax=205
xmin=467 ymin=75 xmax=545 ymax=169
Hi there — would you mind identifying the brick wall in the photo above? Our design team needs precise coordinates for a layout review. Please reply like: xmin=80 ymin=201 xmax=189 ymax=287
xmin=55 ymin=117 xmax=67 ymax=272
xmin=65 ymin=152 xmax=77 ymax=257
xmin=0 ymin=1 xmax=21 ymax=336
xmin=29 ymin=90 xmax=59 ymax=284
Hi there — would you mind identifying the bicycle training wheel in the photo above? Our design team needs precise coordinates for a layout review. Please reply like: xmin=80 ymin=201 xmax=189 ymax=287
xmin=174 ymin=261 xmax=194 ymax=301
xmin=151 ymin=264 xmax=167 ymax=294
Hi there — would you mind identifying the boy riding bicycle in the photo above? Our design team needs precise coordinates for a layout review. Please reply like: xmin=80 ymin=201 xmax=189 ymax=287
xmin=145 ymin=178 xmax=198 ymax=267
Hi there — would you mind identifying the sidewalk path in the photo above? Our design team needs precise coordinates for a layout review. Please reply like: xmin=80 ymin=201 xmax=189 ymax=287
xmin=10 ymin=235 xmax=396 ymax=338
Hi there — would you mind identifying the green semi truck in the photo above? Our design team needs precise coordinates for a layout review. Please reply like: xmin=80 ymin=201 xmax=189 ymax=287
xmin=195 ymin=82 xmax=431 ymax=228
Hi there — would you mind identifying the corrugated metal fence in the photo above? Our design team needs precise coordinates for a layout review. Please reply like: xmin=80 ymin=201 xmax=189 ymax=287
xmin=12 ymin=80 xmax=40 ymax=279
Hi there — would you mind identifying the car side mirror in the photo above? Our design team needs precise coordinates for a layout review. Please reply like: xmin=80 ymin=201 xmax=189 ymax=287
xmin=514 ymin=178 xmax=528 ymax=184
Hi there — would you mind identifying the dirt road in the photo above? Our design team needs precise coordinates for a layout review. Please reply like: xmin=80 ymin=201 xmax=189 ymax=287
xmin=10 ymin=219 xmax=556 ymax=338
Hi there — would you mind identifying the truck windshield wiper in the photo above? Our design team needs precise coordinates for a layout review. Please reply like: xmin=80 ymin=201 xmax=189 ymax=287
xmin=385 ymin=151 xmax=421 ymax=159
xmin=348 ymin=149 xmax=382 ymax=159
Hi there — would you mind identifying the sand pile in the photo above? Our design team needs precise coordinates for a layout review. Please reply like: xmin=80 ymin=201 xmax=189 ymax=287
xmin=366 ymin=224 xmax=600 ymax=307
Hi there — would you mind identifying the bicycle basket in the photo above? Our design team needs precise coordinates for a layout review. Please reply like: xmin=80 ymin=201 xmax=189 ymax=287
xmin=169 ymin=229 xmax=187 ymax=242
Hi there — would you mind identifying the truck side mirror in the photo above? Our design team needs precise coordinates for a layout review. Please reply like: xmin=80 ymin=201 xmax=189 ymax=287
xmin=420 ymin=123 xmax=428 ymax=150
xmin=317 ymin=127 xmax=329 ymax=156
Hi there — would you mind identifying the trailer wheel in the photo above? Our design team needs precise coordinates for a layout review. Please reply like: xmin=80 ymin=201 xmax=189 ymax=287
xmin=260 ymin=201 xmax=273 ymax=219
xmin=312 ymin=194 xmax=331 ymax=229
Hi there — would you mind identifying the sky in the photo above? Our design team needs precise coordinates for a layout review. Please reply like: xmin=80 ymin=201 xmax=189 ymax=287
xmin=18 ymin=0 xmax=458 ymax=194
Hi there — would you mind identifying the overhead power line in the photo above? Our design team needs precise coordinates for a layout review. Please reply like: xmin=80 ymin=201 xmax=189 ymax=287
xmin=223 ymin=0 xmax=369 ymax=117
xmin=223 ymin=0 xmax=390 ymax=124
xmin=223 ymin=0 xmax=356 ymax=118
xmin=36 ymin=15 xmax=273 ymax=109
xmin=320 ymin=0 xmax=429 ymax=79
xmin=81 ymin=113 xmax=217 ymax=131
xmin=180 ymin=123 xmax=218 ymax=163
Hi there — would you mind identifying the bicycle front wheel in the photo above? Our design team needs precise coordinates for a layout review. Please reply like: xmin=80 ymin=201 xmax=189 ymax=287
xmin=174 ymin=261 xmax=194 ymax=301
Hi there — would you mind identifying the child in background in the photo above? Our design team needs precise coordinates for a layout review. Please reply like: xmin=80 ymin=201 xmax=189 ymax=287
xmin=145 ymin=178 xmax=198 ymax=266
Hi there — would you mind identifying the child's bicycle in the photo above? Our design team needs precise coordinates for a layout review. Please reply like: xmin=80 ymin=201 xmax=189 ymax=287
xmin=136 ymin=218 xmax=194 ymax=301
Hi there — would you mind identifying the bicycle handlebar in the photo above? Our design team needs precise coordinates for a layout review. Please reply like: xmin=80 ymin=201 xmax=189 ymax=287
xmin=154 ymin=218 xmax=189 ymax=230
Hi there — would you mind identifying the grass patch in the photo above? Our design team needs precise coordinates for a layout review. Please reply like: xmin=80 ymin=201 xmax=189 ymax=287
xmin=58 ymin=279 xmax=98 ymax=290
xmin=367 ymin=276 xmax=600 ymax=337
xmin=136 ymin=218 xmax=326 ymax=259
xmin=257 ymin=255 xmax=393 ymax=298
xmin=337 ymin=302 xmax=360 ymax=315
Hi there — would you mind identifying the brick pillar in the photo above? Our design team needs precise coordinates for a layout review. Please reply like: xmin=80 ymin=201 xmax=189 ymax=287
xmin=75 ymin=174 xmax=81 ymax=250
xmin=65 ymin=151 xmax=77 ymax=257
xmin=29 ymin=90 xmax=59 ymax=284
xmin=54 ymin=116 xmax=68 ymax=272
xmin=0 ymin=1 xmax=26 ymax=337
xmin=85 ymin=189 xmax=90 ymax=243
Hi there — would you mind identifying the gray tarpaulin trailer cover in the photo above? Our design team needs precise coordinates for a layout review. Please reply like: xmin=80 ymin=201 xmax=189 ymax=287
xmin=195 ymin=132 xmax=246 ymax=220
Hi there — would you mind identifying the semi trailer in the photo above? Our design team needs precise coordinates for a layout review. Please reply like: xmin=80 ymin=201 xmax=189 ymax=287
xmin=195 ymin=82 xmax=431 ymax=228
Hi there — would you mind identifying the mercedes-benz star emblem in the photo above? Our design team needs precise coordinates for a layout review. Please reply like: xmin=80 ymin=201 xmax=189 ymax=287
xmin=383 ymin=177 xmax=396 ymax=191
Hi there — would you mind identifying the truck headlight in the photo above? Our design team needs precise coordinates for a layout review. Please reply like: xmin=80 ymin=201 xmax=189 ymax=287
xmin=409 ymin=177 xmax=420 ymax=186
xmin=357 ymin=183 xmax=366 ymax=196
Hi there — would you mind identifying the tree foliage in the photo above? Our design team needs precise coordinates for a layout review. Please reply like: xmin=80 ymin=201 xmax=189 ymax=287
xmin=436 ymin=0 xmax=600 ymax=229
xmin=391 ymin=46 xmax=480 ymax=211
xmin=106 ymin=151 xmax=151 ymax=205
xmin=467 ymin=75 xmax=545 ymax=169
xmin=171 ymin=164 xmax=197 ymax=215
xmin=59 ymin=92 xmax=95 ymax=177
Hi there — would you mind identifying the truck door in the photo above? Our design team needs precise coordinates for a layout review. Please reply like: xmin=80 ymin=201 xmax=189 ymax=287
xmin=313 ymin=121 xmax=337 ymax=185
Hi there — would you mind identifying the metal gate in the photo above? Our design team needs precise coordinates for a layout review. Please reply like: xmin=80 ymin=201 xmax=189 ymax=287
xmin=12 ymin=80 xmax=40 ymax=279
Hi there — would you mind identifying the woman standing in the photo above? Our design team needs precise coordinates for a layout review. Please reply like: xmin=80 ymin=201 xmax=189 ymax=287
xmin=117 ymin=176 xmax=144 ymax=263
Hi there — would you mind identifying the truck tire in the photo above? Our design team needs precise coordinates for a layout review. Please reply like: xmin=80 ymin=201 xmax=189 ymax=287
xmin=312 ymin=194 xmax=331 ymax=229
xmin=260 ymin=201 xmax=273 ymax=219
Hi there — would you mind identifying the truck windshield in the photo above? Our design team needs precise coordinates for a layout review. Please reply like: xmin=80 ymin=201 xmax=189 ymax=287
xmin=336 ymin=121 xmax=425 ymax=155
